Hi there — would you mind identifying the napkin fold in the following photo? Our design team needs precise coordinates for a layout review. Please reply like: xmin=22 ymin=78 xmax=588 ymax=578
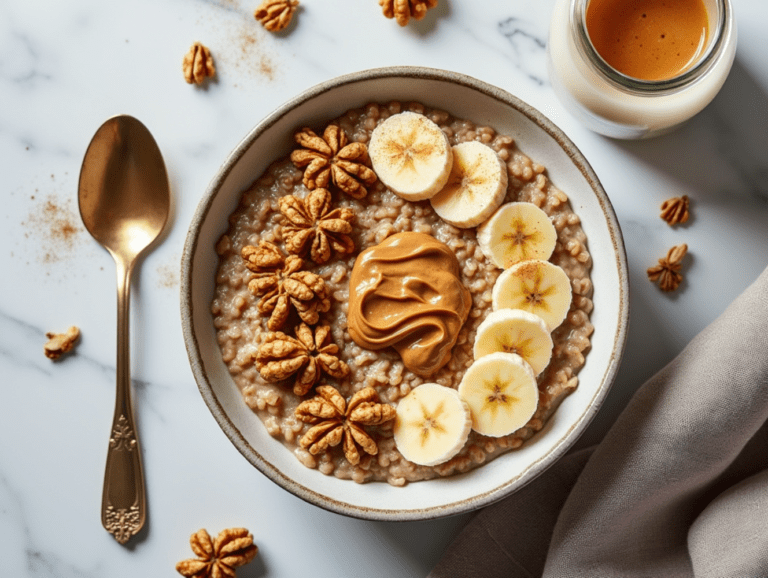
xmin=430 ymin=265 xmax=768 ymax=578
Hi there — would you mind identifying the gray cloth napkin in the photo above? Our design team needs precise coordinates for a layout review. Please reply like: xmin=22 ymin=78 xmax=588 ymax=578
xmin=430 ymin=265 xmax=768 ymax=578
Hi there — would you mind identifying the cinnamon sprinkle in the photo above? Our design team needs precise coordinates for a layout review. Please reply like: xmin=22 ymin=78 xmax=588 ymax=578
xmin=23 ymin=192 xmax=84 ymax=264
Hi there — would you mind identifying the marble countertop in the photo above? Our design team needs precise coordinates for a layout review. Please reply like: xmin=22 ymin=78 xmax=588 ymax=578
xmin=2 ymin=0 xmax=767 ymax=575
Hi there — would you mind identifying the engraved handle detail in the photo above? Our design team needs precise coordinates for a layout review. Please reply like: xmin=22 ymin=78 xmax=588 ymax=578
xmin=101 ymin=259 xmax=146 ymax=544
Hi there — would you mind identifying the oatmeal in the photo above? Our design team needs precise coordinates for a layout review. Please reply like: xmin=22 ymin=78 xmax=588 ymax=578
xmin=211 ymin=101 xmax=594 ymax=485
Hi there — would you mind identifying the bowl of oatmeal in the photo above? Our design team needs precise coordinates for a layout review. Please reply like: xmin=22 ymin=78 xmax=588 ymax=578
xmin=181 ymin=66 xmax=629 ymax=520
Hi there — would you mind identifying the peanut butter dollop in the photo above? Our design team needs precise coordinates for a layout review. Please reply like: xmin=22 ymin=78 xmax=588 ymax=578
xmin=347 ymin=232 xmax=472 ymax=377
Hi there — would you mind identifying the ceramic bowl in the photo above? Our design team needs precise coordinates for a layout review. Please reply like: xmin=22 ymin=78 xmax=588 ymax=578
xmin=181 ymin=66 xmax=629 ymax=521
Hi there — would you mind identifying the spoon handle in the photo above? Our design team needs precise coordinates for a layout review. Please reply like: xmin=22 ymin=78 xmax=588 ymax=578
xmin=101 ymin=259 xmax=146 ymax=544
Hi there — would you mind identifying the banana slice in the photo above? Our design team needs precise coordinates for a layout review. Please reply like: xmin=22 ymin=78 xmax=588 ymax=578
xmin=393 ymin=382 xmax=472 ymax=467
xmin=474 ymin=308 xmax=553 ymax=376
xmin=477 ymin=202 xmax=557 ymax=269
xmin=429 ymin=141 xmax=508 ymax=228
xmin=368 ymin=111 xmax=453 ymax=201
xmin=492 ymin=259 xmax=572 ymax=331
xmin=458 ymin=352 xmax=539 ymax=437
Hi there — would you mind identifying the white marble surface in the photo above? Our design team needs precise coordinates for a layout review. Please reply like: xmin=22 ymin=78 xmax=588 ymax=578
xmin=2 ymin=0 xmax=767 ymax=575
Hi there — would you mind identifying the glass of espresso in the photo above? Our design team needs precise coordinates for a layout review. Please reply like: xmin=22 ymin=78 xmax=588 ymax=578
xmin=547 ymin=0 xmax=737 ymax=139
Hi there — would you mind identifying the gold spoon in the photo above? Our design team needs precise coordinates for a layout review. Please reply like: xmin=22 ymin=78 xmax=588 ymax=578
xmin=78 ymin=115 xmax=170 ymax=544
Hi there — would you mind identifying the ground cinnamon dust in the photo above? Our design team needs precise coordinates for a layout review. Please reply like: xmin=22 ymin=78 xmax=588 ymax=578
xmin=234 ymin=22 xmax=277 ymax=82
xmin=157 ymin=259 xmax=179 ymax=289
xmin=23 ymin=191 xmax=83 ymax=264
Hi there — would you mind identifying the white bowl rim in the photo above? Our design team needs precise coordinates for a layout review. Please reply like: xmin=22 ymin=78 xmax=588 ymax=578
xmin=181 ymin=65 xmax=630 ymax=521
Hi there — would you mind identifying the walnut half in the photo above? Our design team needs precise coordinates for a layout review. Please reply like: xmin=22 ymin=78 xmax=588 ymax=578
xmin=278 ymin=188 xmax=356 ymax=264
xmin=295 ymin=386 xmax=396 ymax=465
xmin=660 ymin=195 xmax=690 ymax=226
xmin=176 ymin=527 xmax=258 ymax=578
xmin=290 ymin=125 xmax=377 ymax=199
xmin=182 ymin=42 xmax=215 ymax=85
xmin=379 ymin=0 xmax=438 ymax=26
xmin=647 ymin=244 xmax=688 ymax=292
xmin=241 ymin=241 xmax=331 ymax=331
xmin=254 ymin=0 xmax=299 ymax=32
xmin=255 ymin=323 xmax=349 ymax=396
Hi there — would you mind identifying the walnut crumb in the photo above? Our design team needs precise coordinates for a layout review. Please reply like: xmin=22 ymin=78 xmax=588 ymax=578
xmin=44 ymin=326 xmax=80 ymax=360
xmin=647 ymin=244 xmax=688 ymax=292
xmin=182 ymin=42 xmax=215 ymax=85
xmin=176 ymin=528 xmax=257 ymax=578
xmin=660 ymin=195 xmax=690 ymax=226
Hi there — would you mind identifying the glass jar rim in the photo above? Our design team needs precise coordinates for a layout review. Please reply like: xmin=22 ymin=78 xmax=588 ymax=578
xmin=572 ymin=0 xmax=729 ymax=93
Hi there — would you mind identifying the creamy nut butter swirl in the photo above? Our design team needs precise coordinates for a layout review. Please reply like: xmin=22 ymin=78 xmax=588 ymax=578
xmin=347 ymin=232 xmax=472 ymax=377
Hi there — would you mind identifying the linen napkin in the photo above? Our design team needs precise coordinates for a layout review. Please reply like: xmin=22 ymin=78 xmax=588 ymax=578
xmin=430 ymin=265 xmax=768 ymax=578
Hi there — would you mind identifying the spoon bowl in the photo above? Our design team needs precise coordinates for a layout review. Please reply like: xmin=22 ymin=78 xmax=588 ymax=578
xmin=79 ymin=114 xmax=169 ymax=543
xmin=79 ymin=116 xmax=169 ymax=260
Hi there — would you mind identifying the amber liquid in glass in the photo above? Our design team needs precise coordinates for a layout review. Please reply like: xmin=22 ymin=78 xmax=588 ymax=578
xmin=586 ymin=0 xmax=710 ymax=81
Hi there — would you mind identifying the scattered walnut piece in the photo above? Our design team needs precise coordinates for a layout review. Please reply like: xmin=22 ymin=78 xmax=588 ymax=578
xmin=182 ymin=42 xmax=216 ymax=85
xmin=279 ymin=188 xmax=356 ymax=264
xmin=254 ymin=0 xmax=299 ymax=32
xmin=660 ymin=195 xmax=690 ymax=226
xmin=290 ymin=124 xmax=377 ymax=199
xmin=176 ymin=527 xmax=258 ymax=578
xmin=255 ymin=323 xmax=350 ymax=396
xmin=44 ymin=326 xmax=80 ymax=360
xmin=295 ymin=386 xmax=396 ymax=465
xmin=241 ymin=241 xmax=331 ymax=330
xmin=647 ymin=244 xmax=688 ymax=292
xmin=379 ymin=0 xmax=438 ymax=26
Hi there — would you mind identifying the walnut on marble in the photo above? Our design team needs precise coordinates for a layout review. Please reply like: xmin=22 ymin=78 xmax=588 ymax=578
xmin=379 ymin=0 xmax=438 ymax=26
xmin=254 ymin=0 xmax=299 ymax=32
xmin=647 ymin=243 xmax=688 ymax=292
xmin=182 ymin=42 xmax=215 ymax=85
xmin=176 ymin=527 xmax=258 ymax=578
xmin=660 ymin=195 xmax=690 ymax=226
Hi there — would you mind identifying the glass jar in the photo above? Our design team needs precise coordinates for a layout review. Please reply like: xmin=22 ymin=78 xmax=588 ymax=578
xmin=547 ymin=0 xmax=737 ymax=139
